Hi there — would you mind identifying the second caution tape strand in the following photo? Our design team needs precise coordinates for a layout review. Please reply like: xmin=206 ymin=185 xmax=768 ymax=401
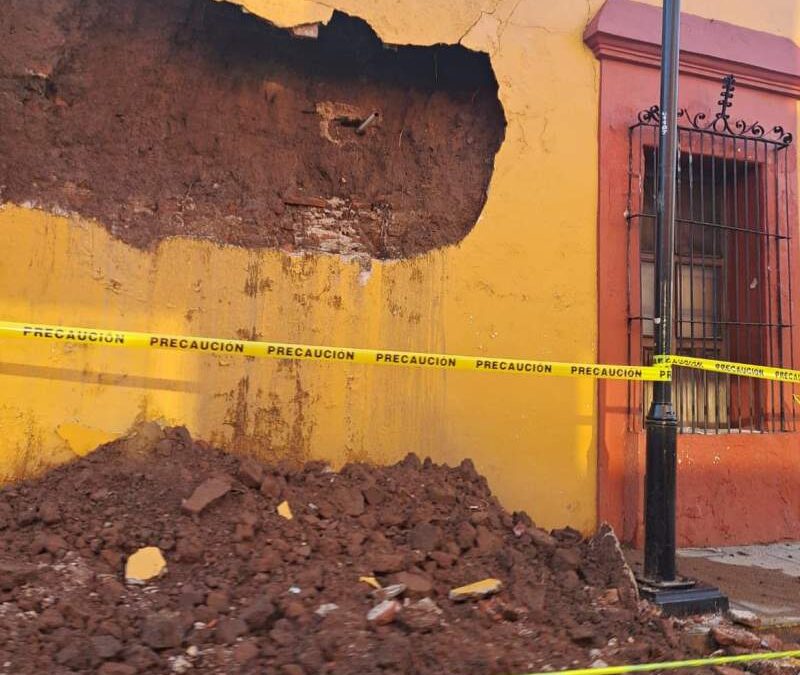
xmin=655 ymin=354 xmax=800 ymax=383
xmin=517 ymin=649 xmax=800 ymax=675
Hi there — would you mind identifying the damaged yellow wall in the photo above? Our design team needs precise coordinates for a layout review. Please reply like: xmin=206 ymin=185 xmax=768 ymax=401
xmin=1 ymin=0 xmax=789 ymax=532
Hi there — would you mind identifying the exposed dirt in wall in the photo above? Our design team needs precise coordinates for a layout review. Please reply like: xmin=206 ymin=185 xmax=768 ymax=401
xmin=0 ymin=424 xmax=734 ymax=674
xmin=0 ymin=0 xmax=505 ymax=258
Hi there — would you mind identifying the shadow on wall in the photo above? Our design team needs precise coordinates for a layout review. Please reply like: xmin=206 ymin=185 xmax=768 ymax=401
xmin=0 ymin=361 xmax=200 ymax=393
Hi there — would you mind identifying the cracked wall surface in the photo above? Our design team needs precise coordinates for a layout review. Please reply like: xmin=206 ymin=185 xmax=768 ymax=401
xmin=1 ymin=0 xmax=789 ymax=532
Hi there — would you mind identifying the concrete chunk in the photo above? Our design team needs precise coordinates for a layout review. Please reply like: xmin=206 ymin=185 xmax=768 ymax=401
xmin=277 ymin=500 xmax=293 ymax=520
xmin=449 ymin=578 xmax=502 ymax=601
xmin=125 ymin=546 xmax=167 ymax=584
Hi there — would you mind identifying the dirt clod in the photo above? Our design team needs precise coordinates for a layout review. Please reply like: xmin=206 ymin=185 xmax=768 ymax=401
xmin=237 ymin=458 xmax=264 ymax=488
xmin=215 ymin=616 xmax=248 ymax=644
xmin=97 ymin=663 xmax=137 ymax=675
xmin=140 ymin=614 xmax=184 ymax=650
xmin=91 ymin=635 xmax=123 ymax=660
xmin=233 ymin=640 xmax=260 ymax=664
xmin=393 ymin=571 xmax=433 ymax=596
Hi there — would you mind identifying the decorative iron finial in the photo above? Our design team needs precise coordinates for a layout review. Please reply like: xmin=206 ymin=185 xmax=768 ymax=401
xmin=716 ymin=74 xmax=735 ymax=120
xmin=635 ymin=74 xmax=792 ymax=145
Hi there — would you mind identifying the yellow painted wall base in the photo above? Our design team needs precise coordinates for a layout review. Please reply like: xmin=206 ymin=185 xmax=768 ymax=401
xmin=0 ymin=193 xmax=597 ymax=532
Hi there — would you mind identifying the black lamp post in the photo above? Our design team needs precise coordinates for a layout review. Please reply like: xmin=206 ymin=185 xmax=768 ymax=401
xmin=643 ymin=0 xmax=681 ymax=586
xmin=637 ymin=0 xmax=728 ymax=616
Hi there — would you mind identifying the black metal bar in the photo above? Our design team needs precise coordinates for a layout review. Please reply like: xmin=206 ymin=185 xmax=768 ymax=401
xmin=627 ymin=126 xmax=634 ymax=432
xmin=710 ymin=133 xmax=721 ymax=433
xmin=765 ymin=144 xmax=776 ymax=431
xmin=723 ymin=135 xmax=733 ymax=434
xmin=774 ymin=145 xmax=786 ymax=429
xmin=688 ymin=135 xmax=697 ymax=429
xmin=742 ymin=138 xmax=756 ymax=433
xmin=676 ymin=145 xmax=686 ymax=426
xmin=629 ymin=212 xmax=791 ymax=239
xmin=641 ymin=125 xmax=650 ymax=432
xmin=753 ymin=141 xmax=765 ymax=431
xmin=643 ymin=0 xmax=680 ymax=584
xmin=729 ymin=134 xmax=741 ymax=432
xmin=631 ymin=316 xmax=791 ymax=328
xmin=630 ymin=122 xmax=791 ymax=149
xmin=699 ymin=132 xmax=710 ymax=429
xmin=784 ymin=145 xmax=796 ymax=430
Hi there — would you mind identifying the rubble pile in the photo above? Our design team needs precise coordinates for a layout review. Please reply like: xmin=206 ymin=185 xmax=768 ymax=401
xmin=0 ymin=425 xmax=788 ymax=674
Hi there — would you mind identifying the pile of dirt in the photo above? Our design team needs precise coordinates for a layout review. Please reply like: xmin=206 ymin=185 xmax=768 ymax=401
xmin=0 ymin=0 xmax=505 ymax=257
xmin=0 ymin=425 xmax=714 ymax=674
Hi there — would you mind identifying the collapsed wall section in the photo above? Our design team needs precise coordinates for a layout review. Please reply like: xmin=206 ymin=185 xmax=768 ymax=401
xmin=0 ymin=0 xmax=505 ymax=257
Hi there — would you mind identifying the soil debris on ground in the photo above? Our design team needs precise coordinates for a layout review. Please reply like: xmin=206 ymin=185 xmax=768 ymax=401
xmin=0 ymin=425 xmax=793 ymax=673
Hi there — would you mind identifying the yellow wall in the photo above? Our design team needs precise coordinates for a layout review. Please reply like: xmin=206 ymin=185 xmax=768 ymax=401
xmin=1 ymin=0 xmax=794 ymax=532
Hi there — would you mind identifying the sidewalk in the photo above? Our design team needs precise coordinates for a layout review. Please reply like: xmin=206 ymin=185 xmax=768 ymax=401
xmin=627 ymin=543 xmax=800 ymax=653
xmin=677 ymin=544 xmax=800 ymax=626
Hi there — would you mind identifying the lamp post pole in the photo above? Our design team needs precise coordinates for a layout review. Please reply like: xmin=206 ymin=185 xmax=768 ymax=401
xmin=644 ymin=0 xmax=681 ymax=584
xmin=637 ymin=0 xmax=728 ymax=616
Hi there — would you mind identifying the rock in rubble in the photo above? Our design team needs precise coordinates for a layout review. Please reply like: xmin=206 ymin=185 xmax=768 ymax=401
xmin=0 ymin=561 xmax=38 ymax=590
xmin=409 ymin=522 xmax=442 ymax=552
xmin=233 ymin=641 xmax=260 ymax=664
xmin=237 ymin=458 xmax=265 ymax=488
xmin=553 ymin=547 xmax=582 ymax=571
xmin=370 ymin=552 xmax=406 ymax=574
xmin=711 ymin=625 xmax=762 ymax=649
xmin=728 ymin=608 xmax=762 ymax=629
xmin=91 ymin=635 xmax=124 ymax=660
xmin=120 ymin=421 xmax=165 ymax=457
xmin=215 ymin=616 xmax=248 ymax=644
xmin=97 ymin=663 xmax=138 ymax=675
xmin=402 ymin=598 xmax=443 ymax=632
xmin=394 ymin=571 xmax=433 ymax=596
xmin=332 ymin=486 xmax=366 ymax=517
xmin=181 ymin=477 xmax=232 ymax=515
xmin=141 ymin=614 xmax=184 ymax=650
xmin=367 ymin=600 xmax=401 ymax=625
xmin=125 ymin=546 xmax=167 ymax=584
xmin=449 ymin=578 xmax=503 ymax=602
xmin=241 ymin=596 xmax=279 ymax=631
xmin=38 ymin=500 xmax=61 ymax=524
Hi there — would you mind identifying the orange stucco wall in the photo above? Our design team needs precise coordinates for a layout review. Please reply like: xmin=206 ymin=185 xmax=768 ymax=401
xmin=593 ymin=8 xmax=800 ymax=546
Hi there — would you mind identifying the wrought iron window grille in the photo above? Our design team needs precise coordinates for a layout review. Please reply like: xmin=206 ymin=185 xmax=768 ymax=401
xmin=627 ymin=75 xmax=796 ymax=434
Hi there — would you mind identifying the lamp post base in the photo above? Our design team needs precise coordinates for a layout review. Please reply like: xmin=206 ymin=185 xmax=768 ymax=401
xmin=638 ymin=577 xmax=729 ymax=616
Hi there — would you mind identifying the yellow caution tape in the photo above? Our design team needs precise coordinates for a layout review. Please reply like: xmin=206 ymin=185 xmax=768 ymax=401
xmin=0 ymin=320 xmax=670 ymax=381
xmin=656 ymin=354 xmax=800 ymax=383
xmin=520 ymin=649 xmax=800 ymax=675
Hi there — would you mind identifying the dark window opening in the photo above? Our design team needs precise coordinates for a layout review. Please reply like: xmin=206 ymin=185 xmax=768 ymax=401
xmin=627 ymin=118 xmax=796 ymax=434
